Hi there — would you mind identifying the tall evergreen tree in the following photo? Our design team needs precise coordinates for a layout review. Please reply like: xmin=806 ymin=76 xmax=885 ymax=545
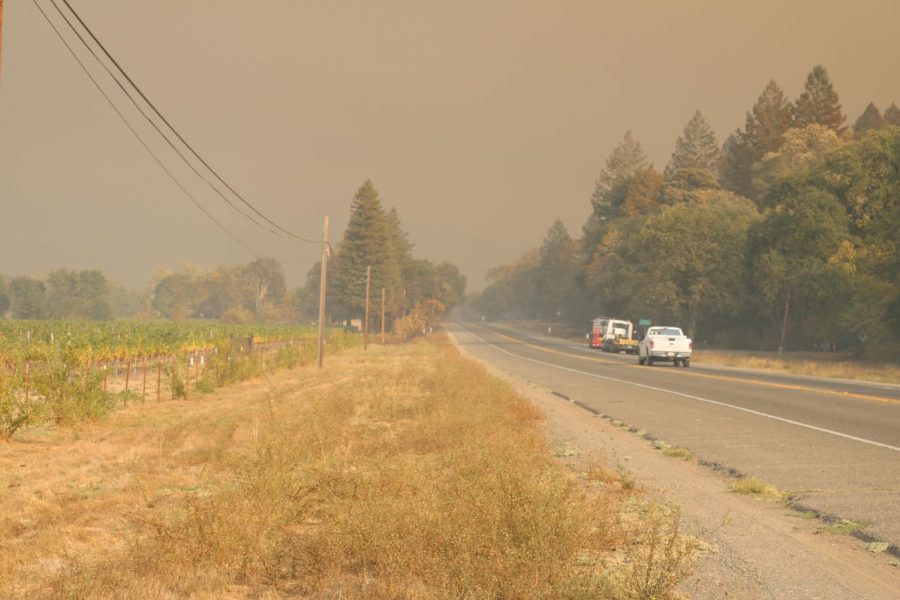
xmin=746 ymin=81 xmax=795 ymax=154
xmin=853 ymin=102 xmax=883 ymax=135
xmin=721 ymin=82 xmax=793 ymax=197
xmin=882 ymin=103 xmax=900 ymax=127
xmin=666 ymin=111 xmax=719 ymax=177
xmin=719 ymin=133 xmax=756 ymax=197
xmin=794 ymin=65 xmax=846 ymax=133
xmin=385 ymin=207 xmax=413 ymax=312
xmin=331 ymin=180 xmax=402 ymax=319
xmin=534 ymin=219 xmax=578 ymax=319
xmin=589 ymin=132 xmax=647 ymax=221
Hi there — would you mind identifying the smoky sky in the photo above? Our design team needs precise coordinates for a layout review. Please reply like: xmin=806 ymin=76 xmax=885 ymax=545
xmin=2 ymin=0 xmax=899 ymax=290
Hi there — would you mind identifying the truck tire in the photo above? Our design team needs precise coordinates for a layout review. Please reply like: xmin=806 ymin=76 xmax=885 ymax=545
xmin=647 ymin=355 xmax=654 ymax=366
xmin=638 ymin=355 xmax=646 ymax=365
xmin=682 ymin=358 xmax=690 ymax=368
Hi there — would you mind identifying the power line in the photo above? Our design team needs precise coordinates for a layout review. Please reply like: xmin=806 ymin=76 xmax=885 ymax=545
xmin=30 ymin=0 xmax=262 ymax=257
xmin=45 ymin=0 xmax=287 ymax=241
xmin=58 ymin=0 xmax=321 ymax=244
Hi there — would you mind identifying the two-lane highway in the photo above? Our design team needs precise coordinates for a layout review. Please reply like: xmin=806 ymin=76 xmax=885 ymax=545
xmin=449 ymin=320 xmax=900 ymax=549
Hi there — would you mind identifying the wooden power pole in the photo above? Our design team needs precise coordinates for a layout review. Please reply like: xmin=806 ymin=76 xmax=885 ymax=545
xmin=364 ymin=266 xmax=371 ymax=350
xmin=380 ymin=288 xmax=386 ymax=344
xmin=1 ymin=0 xmax=5 ymax=90
xmin=316 ymin=216 xmax=329 ymax=369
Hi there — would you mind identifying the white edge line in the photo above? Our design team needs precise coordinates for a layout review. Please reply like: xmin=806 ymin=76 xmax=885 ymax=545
xmin=456 ymin=323 xmax=900 ymax=454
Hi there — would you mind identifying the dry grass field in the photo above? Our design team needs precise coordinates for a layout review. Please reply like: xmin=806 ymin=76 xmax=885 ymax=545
xmin=0 ymin=333 xmax=695 ymax=599
xmin=692 ymin=350 xmax=900 ymax=384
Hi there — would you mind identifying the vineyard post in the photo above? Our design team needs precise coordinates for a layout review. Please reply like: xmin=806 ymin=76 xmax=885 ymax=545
xmin=364 ymin=265 xmax=371 ymax=351
xmin=24 ymin=361 xmax=29 ymax=402
xmin=141 ymin=357 xmax=148 ymax=401
xmin=317 ymin=215 xmax=329 ymax=369
xmin=124 ymin=357 xmax=132 ymax=392
xmin=156 ymin=356 xmax=162 ymax=402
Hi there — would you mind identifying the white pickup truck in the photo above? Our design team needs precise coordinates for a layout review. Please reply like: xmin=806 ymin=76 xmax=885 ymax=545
xmin=638 ymin=326 xmax=692 ymax=367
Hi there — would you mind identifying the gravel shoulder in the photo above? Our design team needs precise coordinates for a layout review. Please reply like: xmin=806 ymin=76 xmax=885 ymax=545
xmin=449 ymin=329 xmax=900 ymax=600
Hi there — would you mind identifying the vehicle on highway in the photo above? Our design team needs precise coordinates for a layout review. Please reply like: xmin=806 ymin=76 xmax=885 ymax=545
xmin=638 ymin=326 xmax=692 ymax=367
xmin=589 ymin=317 xmax=639 ymax=353
xmin=588 ymin=317 xmax=610 ymax=349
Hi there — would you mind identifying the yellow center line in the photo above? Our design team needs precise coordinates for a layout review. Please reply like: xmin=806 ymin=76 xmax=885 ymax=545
xmin=476 ymin=325 xmax=623 ymax=366
xmin=473 ymin=324 xmax=900 ymax=406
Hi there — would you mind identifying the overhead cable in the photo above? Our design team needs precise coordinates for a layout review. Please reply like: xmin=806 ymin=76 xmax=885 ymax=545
xmin=31 ymin=0 xmax=262 ymax=257
xmin=58 ymin=0 xmax=321 ymax=244
xmin=46 ymin=0 xmax=286 ymax=240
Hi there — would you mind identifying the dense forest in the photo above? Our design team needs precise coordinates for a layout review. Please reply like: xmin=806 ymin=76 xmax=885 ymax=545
xmin=472 ymin=66 xmax=900 ymax=356
xmin=0 ymin=180 xmax=465 ymax=331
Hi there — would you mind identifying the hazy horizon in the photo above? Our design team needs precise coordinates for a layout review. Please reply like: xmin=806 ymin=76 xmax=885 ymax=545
xmin=2 ymin=0 xmax=899 ymax=291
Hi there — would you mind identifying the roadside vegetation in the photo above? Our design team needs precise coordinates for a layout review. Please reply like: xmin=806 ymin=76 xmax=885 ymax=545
xmin=0 ymin=320 xmax=356 ymax=440
xmin=692 ymin=350 xmax=900 ymax=384
xmin=0 ymin=334 xmax=696 ymax=599
xmin=470 ymin=65 xmax=900 ymax=361
xmin=731 ymin=477 xmax=786 ymax=501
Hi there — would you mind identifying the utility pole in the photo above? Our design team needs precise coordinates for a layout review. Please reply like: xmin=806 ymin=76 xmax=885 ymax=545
xmin=316 ymin=216 xmax=329 ymax=369
xmin=778 ymin=281 xmax=792 ymax=356
xmin=1 ymin=0 xmax=4 ymax=90
xmin=364 ymin=265 xmax=371 ymax=350
xmin=381 ymin=288 xmax=386 ymax=344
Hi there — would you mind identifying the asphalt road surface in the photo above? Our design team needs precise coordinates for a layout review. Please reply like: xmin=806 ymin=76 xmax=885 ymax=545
xmin=449 ymin=319 xmax=900 ymax=551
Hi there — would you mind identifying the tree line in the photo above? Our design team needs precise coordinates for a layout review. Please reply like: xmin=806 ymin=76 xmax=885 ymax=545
xmin=1 ymin=181 xmax=466 ymax=332
xmin=0 ymin=259 xmax=292 ymax=323
xmin=472 ymin=65 xmax=900 ymax=355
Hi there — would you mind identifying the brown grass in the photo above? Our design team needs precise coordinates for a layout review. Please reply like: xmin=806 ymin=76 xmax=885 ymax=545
xmin=0 ymin=334 xmax=696 ymax=599
xmin=693 ymin=350 xmax=900 ymax=384
xmin=731 ymin=477 xmax=785 ymax=501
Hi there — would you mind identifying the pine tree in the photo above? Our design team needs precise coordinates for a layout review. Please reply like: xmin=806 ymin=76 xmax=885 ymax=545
xmin=331 ymin=180 xmax=401 ymax=319
xmin=386 ymin=207 xmax=413 ymax=266
xmin=385 ymin=207 xmax=412 ymax=311
xmin=534 ymin=219 xmax=578 ymax=319
xmin=590 ymin=132 xmax=647 ymax=220
xmin=666 ymin=111 xmax=720 ymax=176
xmin=719 ymin=133 xmax=756 ymax=197
xmin=721 ymin=81 xmax=794 ymax=197
xmin=794 ymin=65 xmax=846 ymax=133
xmin=853 ymin=102 xmax=883 ymax=135
xmin=745 ymin=80 xmax=795 ymax=154
xmin=883 ymin=103 xmax=900 ymax=127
